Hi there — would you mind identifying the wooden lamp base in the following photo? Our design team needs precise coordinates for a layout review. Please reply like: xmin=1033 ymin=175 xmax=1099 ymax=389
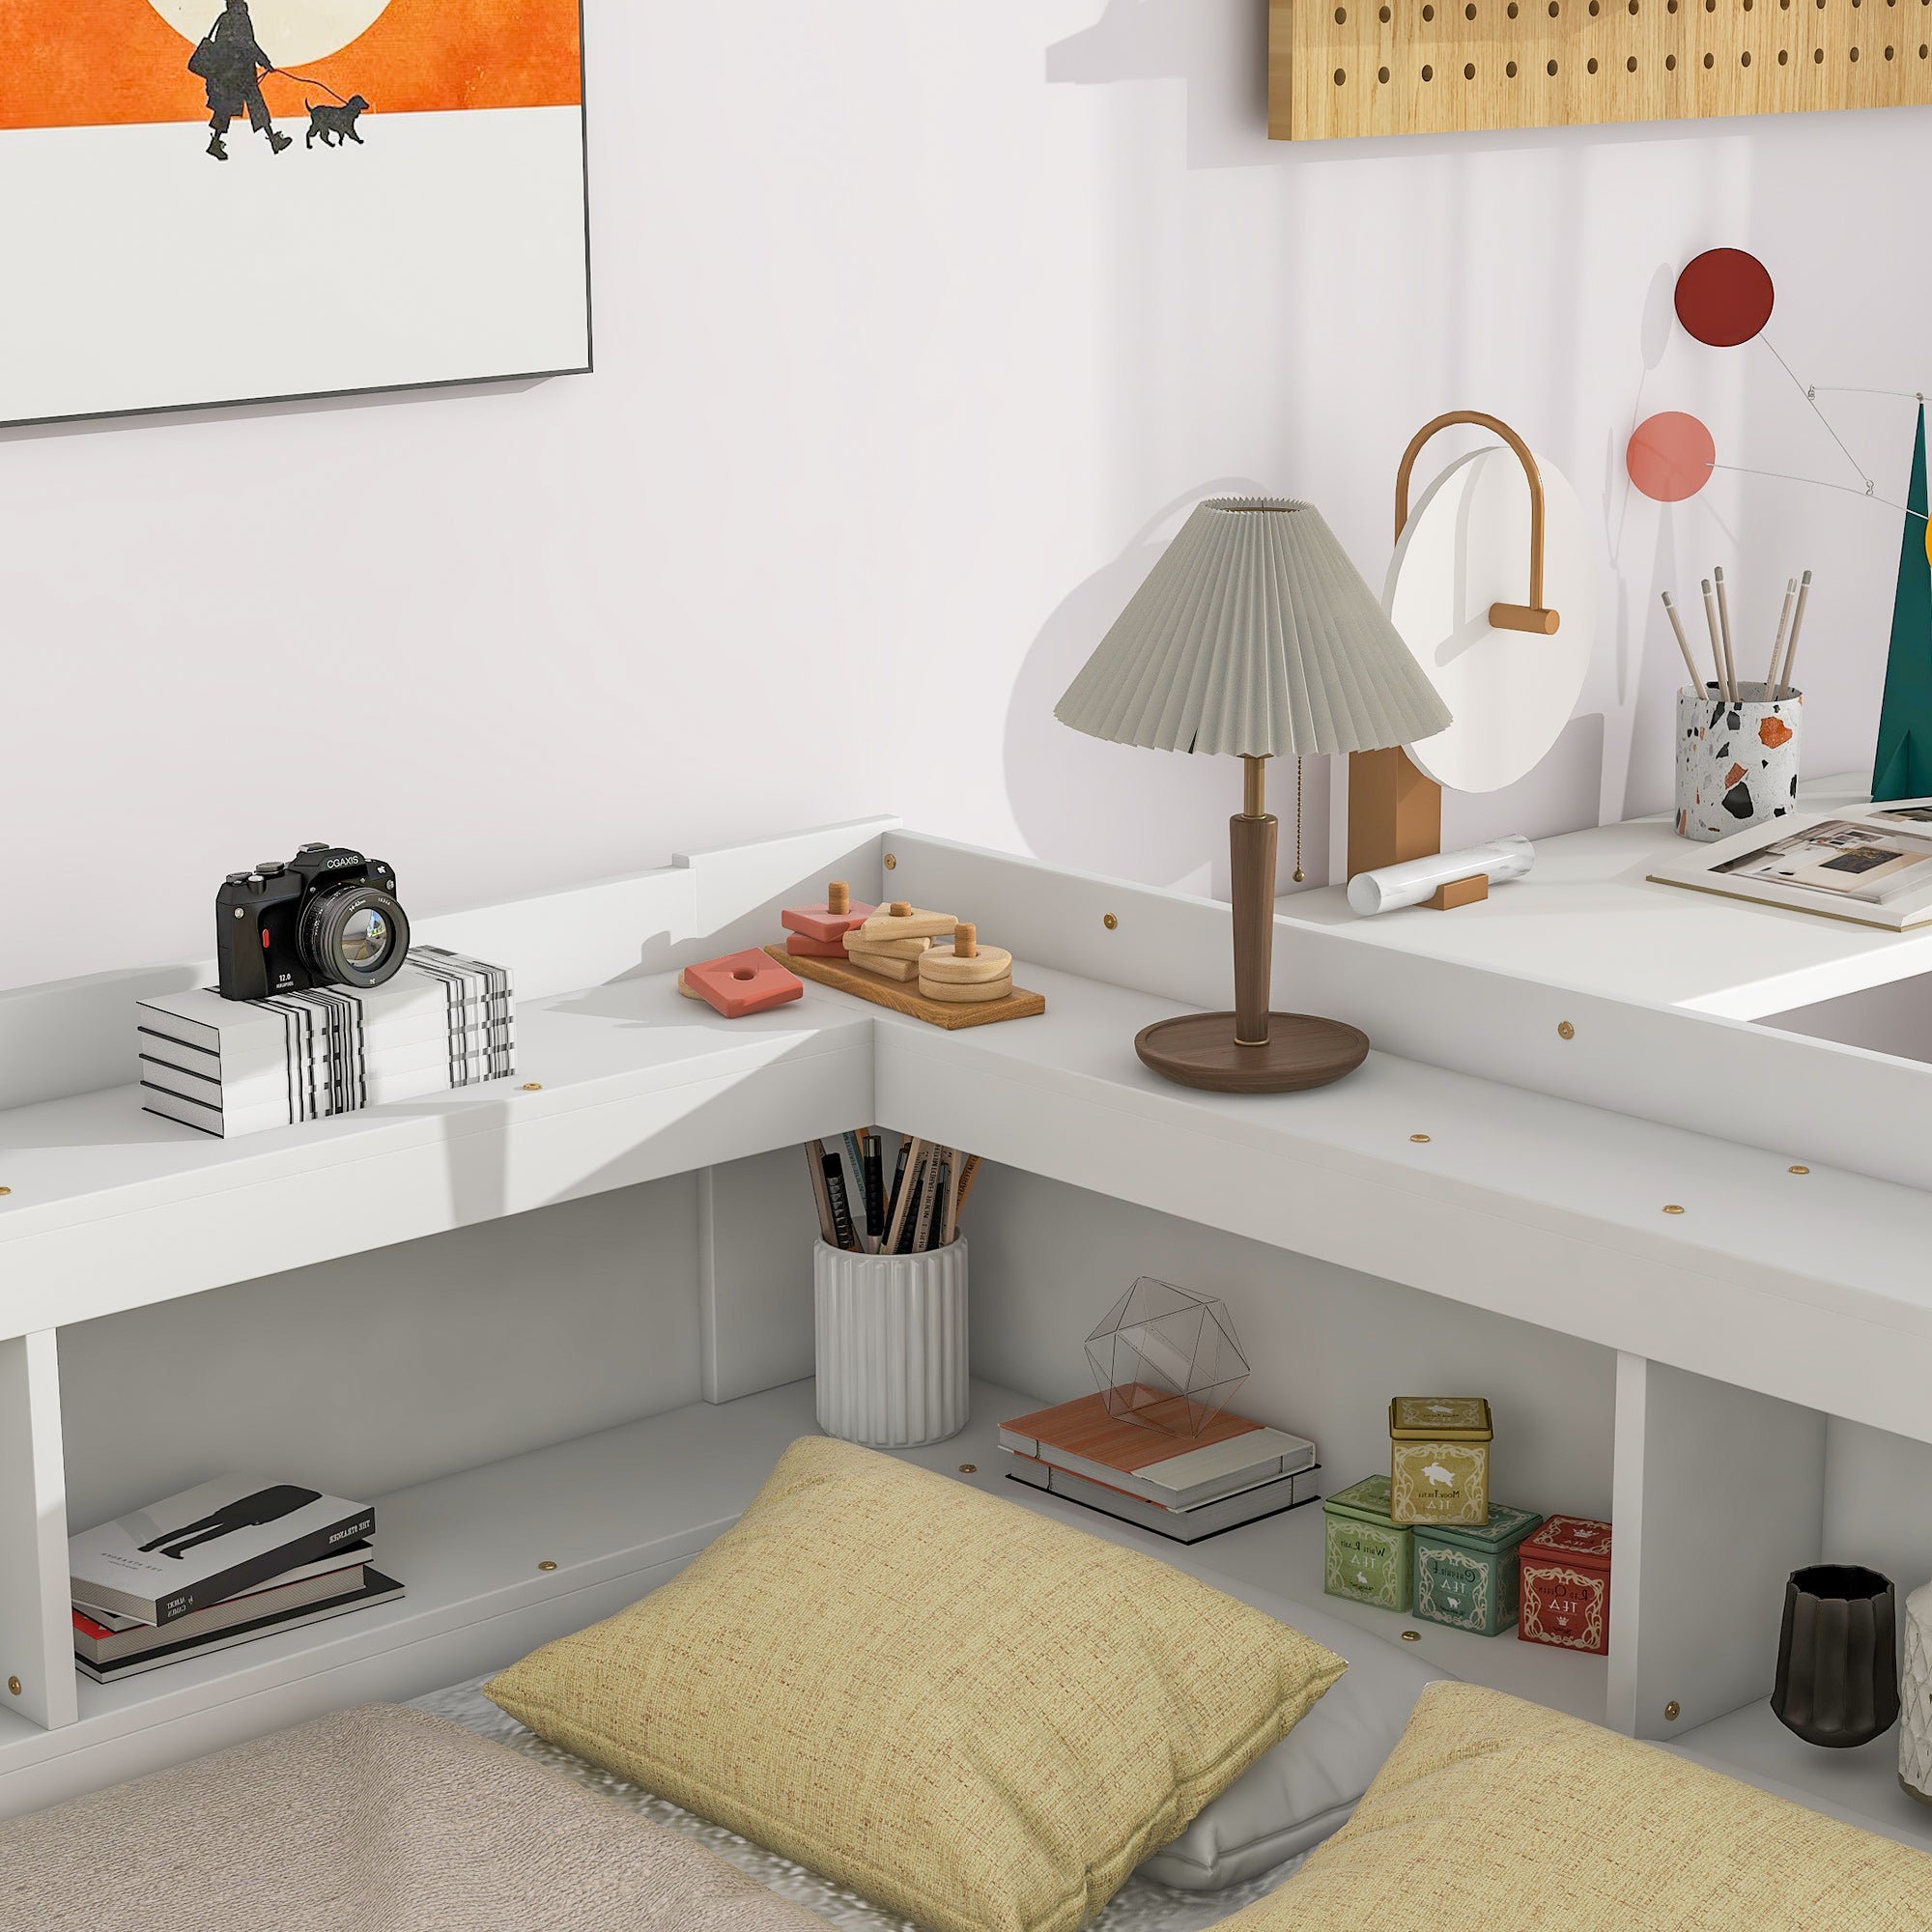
xmin=1135 ymin=1011 xmax=1369 ymax=1095
xmin=1132 ymin=756 xmax=1372 ymax=1097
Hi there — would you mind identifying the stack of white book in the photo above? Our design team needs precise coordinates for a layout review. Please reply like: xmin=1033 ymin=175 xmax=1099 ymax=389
xmin=1000 ymin=1390 xmax=1321 ymax=1544
xmin=69 ymin=1474 xmax=402 ymax=1684
xmin=136 ymin=946 xmax=514 ymax=1138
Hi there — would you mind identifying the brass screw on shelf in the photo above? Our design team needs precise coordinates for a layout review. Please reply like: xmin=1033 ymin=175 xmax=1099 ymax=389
xmin=958 ymin=1463 xmax=978 ymax=1475
xmin=0 ymin=1187 xmax=11 ymax=1197
xmin=1663 ymin=1204 xmax=1686 ymax=1215
xmin=1789 ymin=1164 xmax=1810 ymax=1176
xmin=1557 ymin=1020 xmax=1576 ymax=1040
xmin=523 ymin=1083 xmax=543 ymax=1093
xmin=1400 ymin=1631 xmax=1421 ymax=1643
xmin=5 ymin=1677 xmax=18 ymax=1697
xmin=538 ymin=1560 xmax=558 ymax=1573
xmin=883 ymin=853 xmax=897 ymax=870
xmin=1103 ymin=913 xmax=1119 ymax=930
xmin=1664 ymin=1700 xmax=1682 ymax=1721
xmin=1410 ymin=1133 xmax=1432 ymax=1144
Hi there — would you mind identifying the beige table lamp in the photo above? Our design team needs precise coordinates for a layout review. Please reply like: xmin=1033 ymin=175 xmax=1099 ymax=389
xmin=1056 ymin=497 xmax=1452 ymax=1094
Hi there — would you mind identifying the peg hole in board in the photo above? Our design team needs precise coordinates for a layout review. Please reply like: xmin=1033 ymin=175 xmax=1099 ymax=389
xmin=1507 ymin=55 xmax=1519 ymax=70
xmin=1588 ymin=0 xmax=1600 ymax=14
xmin=1704 ymin=48 xmax=1715 ymax=62
xmin=1815 ymin=43 xmax=1825 ymax=54
xmin=1467 ymin=3 xmax=1478 ymax=15
xmin=1378 ymin=62 xmax=1391 ymax=77
xmin=1548 ymin=1 xmax=1559 ymax=16
xmin=1422 ymin=59 xmax=1435 ymax=74
xmin=1666 ymin=49 xmax=1677 ymax=63
xmin=1548 ymin=54 xmax=1559 ymax=70
xmin=1587 ymin=53 xmax=1600 ymax=68
xmin=1888 ymin=42 xmax=1897 ymax=53
xmin=1335 ymin=66 xmax=1348 ymax=81
xmin=1335 ymin=5 xmax=1348 ymax=20
xmin=1509 ymin=2 xmax=1520 ymax=14
xmin=1465 ymin=59 xmax=1476 ymax=72
xmin=1630 ymin=51 xmax=1639 ymax=66
xmin=1741 ymin=47 xmax=1750 ymax=60
xmin=1423 ymin=4 xmax=1435 ymax=17
xmin=1778 ymin=45 xmax=1788 ymax=57
xmin=1380 ymin=4 xmax=1391 ymax=16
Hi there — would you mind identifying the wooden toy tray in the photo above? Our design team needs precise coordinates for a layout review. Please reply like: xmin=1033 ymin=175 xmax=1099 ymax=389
xmin=765 ymin=947 xmax=1046 ymax=1031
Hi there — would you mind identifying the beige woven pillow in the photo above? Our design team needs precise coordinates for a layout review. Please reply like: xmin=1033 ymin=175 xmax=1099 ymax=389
xmin=486 ymin=1435 xmax=1345 ymax=1932
xmin=1218 ymin=1681 xmax=1932 ymax=1931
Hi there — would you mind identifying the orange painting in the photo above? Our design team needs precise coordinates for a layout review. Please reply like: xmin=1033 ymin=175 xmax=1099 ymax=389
xmin=0 ymin=0 xmax=581 ymax=133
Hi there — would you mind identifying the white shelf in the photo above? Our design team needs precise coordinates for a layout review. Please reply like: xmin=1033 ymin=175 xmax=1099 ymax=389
xmin=19 ymin=1372 xmax=1912 ymax=1857
xmin=870 ymin=964 xmax=1932 ymax=1445
xmin=1671 ymin=1698 xmax=1931 ymax=1853
xmin=8 ymin=946 xmax=1932 ymax=1435
xmin=0 ymin=1377 xmax=827 ymax=1812
xmin=0 ymin=1377 xmax=1609 ymax=1814
xmin=0 ymin=974 xmax=874 ymax=1339
xmin=1282 ymin=774 xmax=1932 ymax=1021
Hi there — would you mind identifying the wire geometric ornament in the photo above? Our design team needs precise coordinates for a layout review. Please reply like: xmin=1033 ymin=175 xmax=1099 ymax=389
xmin=1085 ymin=1278 xmax=1250 ymax=1437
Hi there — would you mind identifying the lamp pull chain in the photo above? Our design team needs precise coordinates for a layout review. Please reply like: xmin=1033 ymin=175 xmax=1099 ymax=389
xmin=1293 ymin=757 xmax=1306 ymax=884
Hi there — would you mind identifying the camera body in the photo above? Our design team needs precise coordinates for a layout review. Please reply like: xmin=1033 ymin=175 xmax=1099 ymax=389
xmin=215 ymin=844 xmax=411 ymax=1003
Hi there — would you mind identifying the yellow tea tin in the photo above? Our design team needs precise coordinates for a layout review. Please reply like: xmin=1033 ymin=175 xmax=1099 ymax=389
xmin=1388 ymin=1396 xmax=1492 ymax=1526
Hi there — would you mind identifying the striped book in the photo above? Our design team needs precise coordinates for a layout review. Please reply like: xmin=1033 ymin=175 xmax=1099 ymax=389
xmin=137 ymin=948 xmax=515 ymax=1138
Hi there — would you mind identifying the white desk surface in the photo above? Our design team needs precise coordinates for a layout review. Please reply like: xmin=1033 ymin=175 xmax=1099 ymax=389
xmin=1283 ymin=776 xmax=1932 ymax=1018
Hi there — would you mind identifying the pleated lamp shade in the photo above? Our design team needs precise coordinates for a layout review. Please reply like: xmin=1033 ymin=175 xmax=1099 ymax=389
xmin=1055 ymin=498 xmax=1452 ymax=757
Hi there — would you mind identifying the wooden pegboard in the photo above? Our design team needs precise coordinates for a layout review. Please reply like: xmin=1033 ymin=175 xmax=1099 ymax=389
xmin=1269 ymin=0 xmax=1932 ymax=136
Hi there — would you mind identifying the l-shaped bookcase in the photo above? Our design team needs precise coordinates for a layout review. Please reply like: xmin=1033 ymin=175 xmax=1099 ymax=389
xmin=3 ymin=800 xmax=1931 ymax=1842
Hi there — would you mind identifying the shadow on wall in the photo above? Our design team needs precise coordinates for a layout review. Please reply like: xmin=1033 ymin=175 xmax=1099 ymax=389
xmin=1045 ymin=0 xmax=1276 ymax=170
xmin=1005 ymin=488 xmax=1263 ymax=891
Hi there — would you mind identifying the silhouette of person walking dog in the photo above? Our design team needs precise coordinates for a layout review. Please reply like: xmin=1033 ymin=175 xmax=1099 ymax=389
xmin=190 ymin=0 xmax=292 ymax=160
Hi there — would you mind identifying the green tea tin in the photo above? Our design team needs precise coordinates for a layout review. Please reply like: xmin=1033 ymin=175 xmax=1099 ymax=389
xmin=1388 ymin=1396 xmax=1493 ymax=1526
xmin=1412 ymin=1502 xmax=1544 ymax=1635
xmin=1322 ymin=1473 xmax=1413 ymax=1613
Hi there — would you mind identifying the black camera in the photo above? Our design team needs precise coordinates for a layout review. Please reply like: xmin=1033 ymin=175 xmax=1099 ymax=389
xmin=215 ymin=843 xmax=411 ymax=1003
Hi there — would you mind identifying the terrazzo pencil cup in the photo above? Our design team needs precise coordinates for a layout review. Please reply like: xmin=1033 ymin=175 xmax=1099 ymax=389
xmin=1675 ymin=681 xmax=1803 ymax=842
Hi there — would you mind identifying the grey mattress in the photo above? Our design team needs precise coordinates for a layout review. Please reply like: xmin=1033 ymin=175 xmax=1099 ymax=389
xmin=413 ymin=1675 xmax=1303 ymax=1931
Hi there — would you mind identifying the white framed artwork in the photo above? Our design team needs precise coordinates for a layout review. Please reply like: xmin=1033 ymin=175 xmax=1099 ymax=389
xmin=0 ymin=0 xmax=589 ymax=425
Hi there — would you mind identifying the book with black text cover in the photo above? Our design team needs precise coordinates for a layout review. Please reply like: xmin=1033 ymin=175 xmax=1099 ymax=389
xmin=70 ymin=1476 xmax=376 ymax=1627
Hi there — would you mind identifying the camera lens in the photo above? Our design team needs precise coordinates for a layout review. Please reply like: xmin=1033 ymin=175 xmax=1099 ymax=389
xmin=339 ymin=905 xmax=391 ymax=968
xmin=301 ymin=883 xmax=410 ymax=991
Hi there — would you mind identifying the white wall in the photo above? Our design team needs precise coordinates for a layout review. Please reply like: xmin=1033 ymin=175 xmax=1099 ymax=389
xmin=6 ymin=0 xmax=1927 ymax=992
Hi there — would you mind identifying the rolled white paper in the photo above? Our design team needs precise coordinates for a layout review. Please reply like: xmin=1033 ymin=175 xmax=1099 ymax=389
xmin=1347 ymin=836 xmax=1536 ymax=917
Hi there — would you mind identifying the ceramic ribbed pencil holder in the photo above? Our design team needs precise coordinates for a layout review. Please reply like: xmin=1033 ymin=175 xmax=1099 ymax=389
xmin=814 ymin=1238 xmax=969 ymax=1448
xmin=1675 ymin=681 xmax=1803 ymax=842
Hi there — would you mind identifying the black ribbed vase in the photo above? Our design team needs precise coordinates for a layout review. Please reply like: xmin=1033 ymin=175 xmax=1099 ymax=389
xmin=1771 ymin=1565 xmax=1900 ymax=1748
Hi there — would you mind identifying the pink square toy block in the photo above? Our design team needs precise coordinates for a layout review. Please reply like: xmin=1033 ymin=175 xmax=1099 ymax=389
xmin=781 ymin=878 xmax=875 ymax=944
xmin=683 ymin=949 xmax=804 ymax=1018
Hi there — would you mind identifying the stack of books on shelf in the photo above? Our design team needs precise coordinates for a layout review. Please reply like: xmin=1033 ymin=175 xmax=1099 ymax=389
xmin=69 ymin=1475 xmax=402 ymax=1685
xmin=999 ymin=1390 xmax=1321 ymax=1545
xmin=136 ymin=946 xmax=515 ymax=1139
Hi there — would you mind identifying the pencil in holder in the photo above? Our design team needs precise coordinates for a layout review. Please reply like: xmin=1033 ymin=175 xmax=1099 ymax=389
xmin=1675 ymin=682 xmax=1802 ymax=843
xmin=814 ymin=1237 xmax=969 ymax=1447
